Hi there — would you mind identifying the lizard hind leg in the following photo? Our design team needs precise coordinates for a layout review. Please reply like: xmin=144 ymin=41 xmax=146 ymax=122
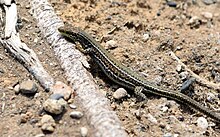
xmin=134 ymin=86 xmax=148 ymax=108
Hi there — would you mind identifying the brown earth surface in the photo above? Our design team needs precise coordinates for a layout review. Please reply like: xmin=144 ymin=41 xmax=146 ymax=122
xmin=1 ymin=0 xmax=220 ymax=137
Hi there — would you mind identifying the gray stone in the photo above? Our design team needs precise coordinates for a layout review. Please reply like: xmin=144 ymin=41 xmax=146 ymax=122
xmin=19 ymin=80 xmax=38 ymax=94
xmin=113 ymin=88 xmax=128 ymax=99
xmin=203 ymin=0 xmax=216 ymax=5
xmin=70 ymin=111 xmax=84 ymax=119
xmin=50 ymin=93 xmax=64 ymax=100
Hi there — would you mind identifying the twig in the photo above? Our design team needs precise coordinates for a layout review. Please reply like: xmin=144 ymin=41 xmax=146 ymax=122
xmin=169 ymin=51 xmax=220 ymax=90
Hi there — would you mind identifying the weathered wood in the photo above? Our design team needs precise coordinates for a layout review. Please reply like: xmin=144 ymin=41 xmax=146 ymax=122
xmin=30 ymin=0 xmax=128 ymax=136
xmin=0 ymin=2 xmax=54 ymax=90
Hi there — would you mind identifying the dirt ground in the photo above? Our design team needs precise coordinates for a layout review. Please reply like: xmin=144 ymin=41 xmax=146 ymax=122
xmin=1 ymin=0 xmax=220 ymax=137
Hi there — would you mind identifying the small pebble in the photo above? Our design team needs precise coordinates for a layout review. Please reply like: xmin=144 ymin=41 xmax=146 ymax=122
xmin=203 ymin=0 xmax=216 ymax=5
xmin=20 ymin=114 xmax=28 ymax=123
xmin=197 ymin=117 xmax=208 ymax=129
xmin=179 ymin=71 xmax=188 ymax=80
xmin=50 ymin=93 xmax=64 ymax=100
xmin=134 ymin=110 xmax=141 ymax=118
xmin=207 ymin=92 xmax=215 ymax=102
xmin=188 ymin=16 xmax=201 ymax=27
xmin=80 ymin=127 xmax=88 ymax=137
xmin=143 ymin=33 xmax=150 ymax=41
xmin=19 ymin=80 xmax=38 ymax=94
xmin=113 ymin=88 xmax=128 ymax=99
xmin=176 ymin=64 xmax=182 ymax=72
xmin=146 ymin=113 xmax=158 ymax=124
xmin=201 ymin=12 xmax=213 ymax=19
xmin=20 ymin=112 xmax=33 ymax=123
xmin=167 ymin=1 xmax=177 ymax=7
xmin=41 ymin=115 xmax=56 ymax=132
xmin=34 ymin=38 xmax=38 ymax=43
xmin=163 ymin=133 xmax=172 ymax=137
xmin=34 ymin=93 xmax=40 ymax=98
xmin=154 ymin=76 xmax=163 ymax=85
xmin=69 ymin=104 xmax=77 ymax=109
xmin=43 ymin=98 xmax=66 ymax=115
xmin=177 ymin=116 xmax=185 ymax=121
xmin=161 ymin=106 xmax=169 ymax=113
xmin=105 ymin=40 xmax=118 ymax=49
xmin=70 ymin=111 xmax=84 ymax=119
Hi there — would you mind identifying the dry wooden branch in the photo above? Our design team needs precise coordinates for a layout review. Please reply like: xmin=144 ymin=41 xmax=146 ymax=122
xmin=0 ymin=2 xmax=54 ymax=90
xmin=170 ymin=51 xmax=220 ymax=90
xmin=30 ymin=0 xmax=128 ymax=136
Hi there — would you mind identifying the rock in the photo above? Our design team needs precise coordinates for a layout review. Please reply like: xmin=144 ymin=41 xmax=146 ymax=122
xmin=34 ymin=38 xmax=38 ymax=43
xmin=20 ymin=112 xmax=33 ymax=123
xmin=176 ymin=64 xmax=182 ymax=72
xmin=19 ymin=80 xmax=38 ymax=94
xmin=113 ymin=88 xmax=128 ymax=99
xmin=50 ymin=93 xmax=64 ymax=100
xmin=146 ymin=113 xmax=158 ymax=124
xmin=43 ymin=98 xmax=67 ymax=115
xmin=20 ymin=114 xmax=28 ymax=123
xmin=179 ymin=71 xmax=188 ymax=80
xmin=50 ymin=81 xmax=73 ymax=100
xmin=70 ymin=111 xmax=84 ymax=119
xmin=105 ymin=40 xmax=118 ymax=49
xmin=202 ymin=0 xmax=216 ymax=5
xmin=69 ymin=104 xmax=77 ymax=109
xmin=160 ymin=106 xmax=169 ymax=113
xmin=207 ymin=92 xmax=216 ymax=102
xmin=188 ymin=16 xmax=201 ymax=28
xmin=197 ymin=117 xmax=208 ymax=129
xmin=167 ymin=1 xmax=177 ymax=7
xmin=163 ymin=133 xmax=173 ymax=137
xmin=143 ymin=33 xmax=150 ymax=41
xmin=201 ymin=12 xmax=213 ymax=19
xmin=154 ymin=76 xmax=163 ymax=85
xmin=40 ymin=115 xmax=56 ymax=132
xmin=80 ymin=127 xmax=88 ymax=137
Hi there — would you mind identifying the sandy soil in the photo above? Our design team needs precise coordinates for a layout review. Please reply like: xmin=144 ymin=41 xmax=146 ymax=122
xmin=1 ymin=0 xmax=220 ymax=136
